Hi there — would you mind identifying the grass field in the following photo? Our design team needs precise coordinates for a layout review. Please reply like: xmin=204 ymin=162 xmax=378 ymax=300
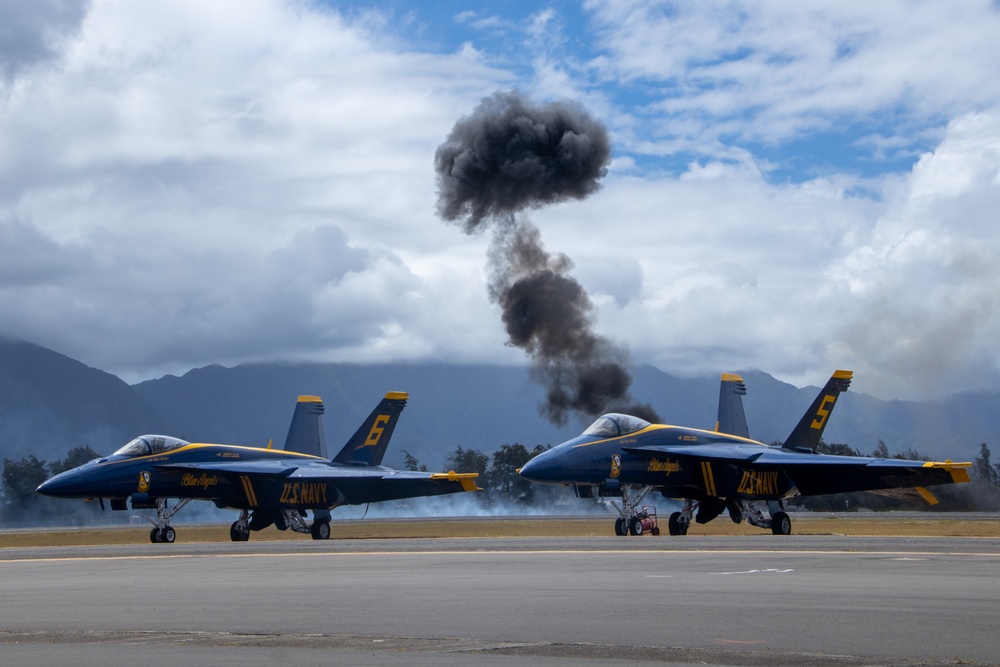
xmin=2 ymin=515 xmax=999 ymax=548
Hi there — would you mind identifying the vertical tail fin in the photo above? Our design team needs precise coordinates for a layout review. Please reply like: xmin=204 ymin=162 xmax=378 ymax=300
xmin=332 ymin=392 xmax=408 ymax=466
xmin=782 ymin=370 xmax=853 ymax=452
xmin=283 ymin=395 xmax=328 ymax=458
xmin=716 ymin=373 xmax=750 ymax=438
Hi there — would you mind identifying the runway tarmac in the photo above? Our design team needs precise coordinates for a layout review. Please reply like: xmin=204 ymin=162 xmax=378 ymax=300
xmin=2 ymin=536 xmax=999 ymax=666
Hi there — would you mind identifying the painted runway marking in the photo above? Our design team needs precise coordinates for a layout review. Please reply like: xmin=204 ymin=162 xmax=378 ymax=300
xmin=714 ymin=568 xmax=795 ymax=575
xmin=1 ymin=548 xmax=999 ymax=564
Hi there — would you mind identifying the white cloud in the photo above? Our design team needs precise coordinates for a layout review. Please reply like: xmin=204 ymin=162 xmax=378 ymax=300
xmin=0 ymin=0 xmax=510 ymax=380
xmin=584 ymin=1 xmax=1000 ymax=150
xmin=1 ymin=0 xmax=999 ymax=402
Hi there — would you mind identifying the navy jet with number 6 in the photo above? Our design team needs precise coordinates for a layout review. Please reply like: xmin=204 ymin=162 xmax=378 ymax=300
xmin=37 ymin=392 xmax=479 ymax=543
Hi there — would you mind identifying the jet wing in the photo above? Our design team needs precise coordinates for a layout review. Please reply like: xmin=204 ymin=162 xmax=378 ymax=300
xmin=156 ymin=461 xmax=300 ymax=476
xmin=625 ymin=445 xmax=971 ymax=497
xmin=285 ymin=466 xmax=480 ymax=504
xmin=625 ymin=444 xmax=769 ymax=463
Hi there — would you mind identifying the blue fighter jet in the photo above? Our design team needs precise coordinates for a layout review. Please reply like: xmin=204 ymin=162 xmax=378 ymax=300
xmin=37 ymin=392 xmax=479 ymax=543
xmin=519 ymin=371 xmax=971 ymax=536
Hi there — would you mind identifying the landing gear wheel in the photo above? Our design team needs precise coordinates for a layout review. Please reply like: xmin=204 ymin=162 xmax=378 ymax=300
xmin=230 ymin=521 xmax=250 ymax=542
xmin=310 ymin=520 xmax=331 ymax=540
xmin=161 ymin=526 xmax=176 ymax=543
xmin=614 ymin=518 xmax=629 ymax=536
xmin=771 ymin=511 xmax=792 ymax=535
xmin=668 ymin=511 xmax=688 ymax=536
xmin=629 ymin=516 xmax=644 ymax=536
xmin=150 ymin=527 xmax=161 ymax=543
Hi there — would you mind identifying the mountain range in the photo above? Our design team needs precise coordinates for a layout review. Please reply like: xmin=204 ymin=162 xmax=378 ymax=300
xmin=1 ymin=338 xmax=994 ymax=471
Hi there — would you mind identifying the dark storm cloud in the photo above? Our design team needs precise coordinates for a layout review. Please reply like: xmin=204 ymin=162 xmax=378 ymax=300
xmin=434 ymin=90 xmax=612 ymax=232
xmin=0 ymin=0 xmax=90 ymax=84
xmin=436 ymin=92 xmax=658 ymax=426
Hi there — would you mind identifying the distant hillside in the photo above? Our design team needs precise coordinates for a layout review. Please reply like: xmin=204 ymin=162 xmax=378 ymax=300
xmin=133 ymin=362 xmax=990 ymax=467
xmin=133 ymin=362 xmax=584 ymax=470
xmin=0 ymin=338 xmax=993 ymax=469
xmin=0 ymin=338 xmax=165 ymax=462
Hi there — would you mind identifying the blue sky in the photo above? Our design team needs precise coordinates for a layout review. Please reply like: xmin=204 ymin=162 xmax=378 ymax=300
xmin=2 ymin=0 xmax=1000 ymax=400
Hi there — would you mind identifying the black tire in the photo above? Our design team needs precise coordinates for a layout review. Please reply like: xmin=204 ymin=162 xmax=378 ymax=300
xmin=614 ymin=518 xmax=628 ymax=536
xmin=311 ymin=520 xmax=331 ymax=540
xmin=162 ymin=526 xmax=176 ymax=543
xmin=230 ymin=521 xmax=250 ymax=542
xmin=629 ymin=516 xmax=644 ymax=536
xmin=149 ymin=527 xmax=161 ymax=543
xmin=668 ymin=512 xmax=684 ymax=536
xmin=771 ymin=511 xmax=792 ymax=535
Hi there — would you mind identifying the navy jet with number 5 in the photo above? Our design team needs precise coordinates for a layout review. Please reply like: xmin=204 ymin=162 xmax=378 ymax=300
xmin=37 ymin=392 xmax=479 ymax=543
xmin=519 ymin=371 xmax=971 ymax=536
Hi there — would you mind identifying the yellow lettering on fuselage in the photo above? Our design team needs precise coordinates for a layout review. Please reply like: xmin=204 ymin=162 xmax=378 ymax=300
xmin=279 ymin=482 xmax=329 ymax=506
xmin=647 ymin=457 xmax=680 ymax=476
xmin=736 ymin=470 xmax=779 ymax=496
xmin=180 ymin=473 xmax=218 ymax=489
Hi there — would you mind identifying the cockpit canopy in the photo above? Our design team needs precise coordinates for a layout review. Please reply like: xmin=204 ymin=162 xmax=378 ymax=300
xmin=113 ymin=435 xmax=189 ymax=458
xmin=583 ymin=413 xmax=651 ymax=438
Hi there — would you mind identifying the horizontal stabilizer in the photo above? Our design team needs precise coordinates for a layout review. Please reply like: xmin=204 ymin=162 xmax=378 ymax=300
xmin=869 ymin=486 xmax=939 ymax=505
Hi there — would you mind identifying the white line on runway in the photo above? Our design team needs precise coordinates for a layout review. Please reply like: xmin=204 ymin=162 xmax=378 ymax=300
xmin=2 ymin=548 xmax=1000 ymax=564
xmin=713 ymin=568 xmax=796 ymax=575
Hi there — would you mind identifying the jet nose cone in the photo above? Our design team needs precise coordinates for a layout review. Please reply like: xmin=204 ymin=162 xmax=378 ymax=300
xmin=36 ymin=469 xmax=85 ymax=498
xmin=519 ymin=450 xmax=562 ymax=483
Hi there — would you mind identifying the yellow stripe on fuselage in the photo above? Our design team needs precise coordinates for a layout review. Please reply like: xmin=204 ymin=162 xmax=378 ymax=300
xmin=239 ymin=475 xmax=258 ymax=506
xmin=98 ymin=443 xmax=325 ymax=467
xmin=570 ymin=424 xmax=766 ymax=449
xmin=701 ymin=461 xmax=717 ymax=497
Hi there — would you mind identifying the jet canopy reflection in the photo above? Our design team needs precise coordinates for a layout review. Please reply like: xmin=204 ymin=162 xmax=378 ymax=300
xmin=583 ymin=414 xmax=651 ymax=438
xmin=113 ymin=435 xmax=190 ymax=458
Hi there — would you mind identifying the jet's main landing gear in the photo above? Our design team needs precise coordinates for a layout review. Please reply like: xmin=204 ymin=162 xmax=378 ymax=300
xmin=280 ymin=509 xmax=332 ymax=540
xmin=731 ymin=500 xmax=792 ymax=535
xmin=771 ymin=511 xmax=792 ymax=535
xmin=230 ymin=509 xmax=251 ymax=542
xmin=667 ymin=499 xmax=695 ymax=536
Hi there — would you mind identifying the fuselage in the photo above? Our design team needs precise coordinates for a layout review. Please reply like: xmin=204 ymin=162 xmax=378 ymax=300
xmin=37 ymin=435 xmax=332 ymax=510
xmin=519 ymin=414 xmax=789 ymax=501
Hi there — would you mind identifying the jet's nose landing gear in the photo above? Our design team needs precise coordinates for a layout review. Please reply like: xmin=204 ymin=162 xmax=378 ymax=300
xmin=149 ymin=526 xmax=176 ymax=543
xmin=144 ymin=498 xmax=190 ymax=543
xmin=610 ymin=485 xmax=653 ymax=537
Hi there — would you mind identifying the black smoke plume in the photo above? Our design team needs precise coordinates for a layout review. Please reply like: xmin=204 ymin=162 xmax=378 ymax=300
xmin=435 ymin=91 xmax=659 ymax=426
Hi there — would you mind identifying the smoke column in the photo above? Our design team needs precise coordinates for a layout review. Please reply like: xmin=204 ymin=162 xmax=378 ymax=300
xmin=435 ymin=91 xmax=659 ymax=425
